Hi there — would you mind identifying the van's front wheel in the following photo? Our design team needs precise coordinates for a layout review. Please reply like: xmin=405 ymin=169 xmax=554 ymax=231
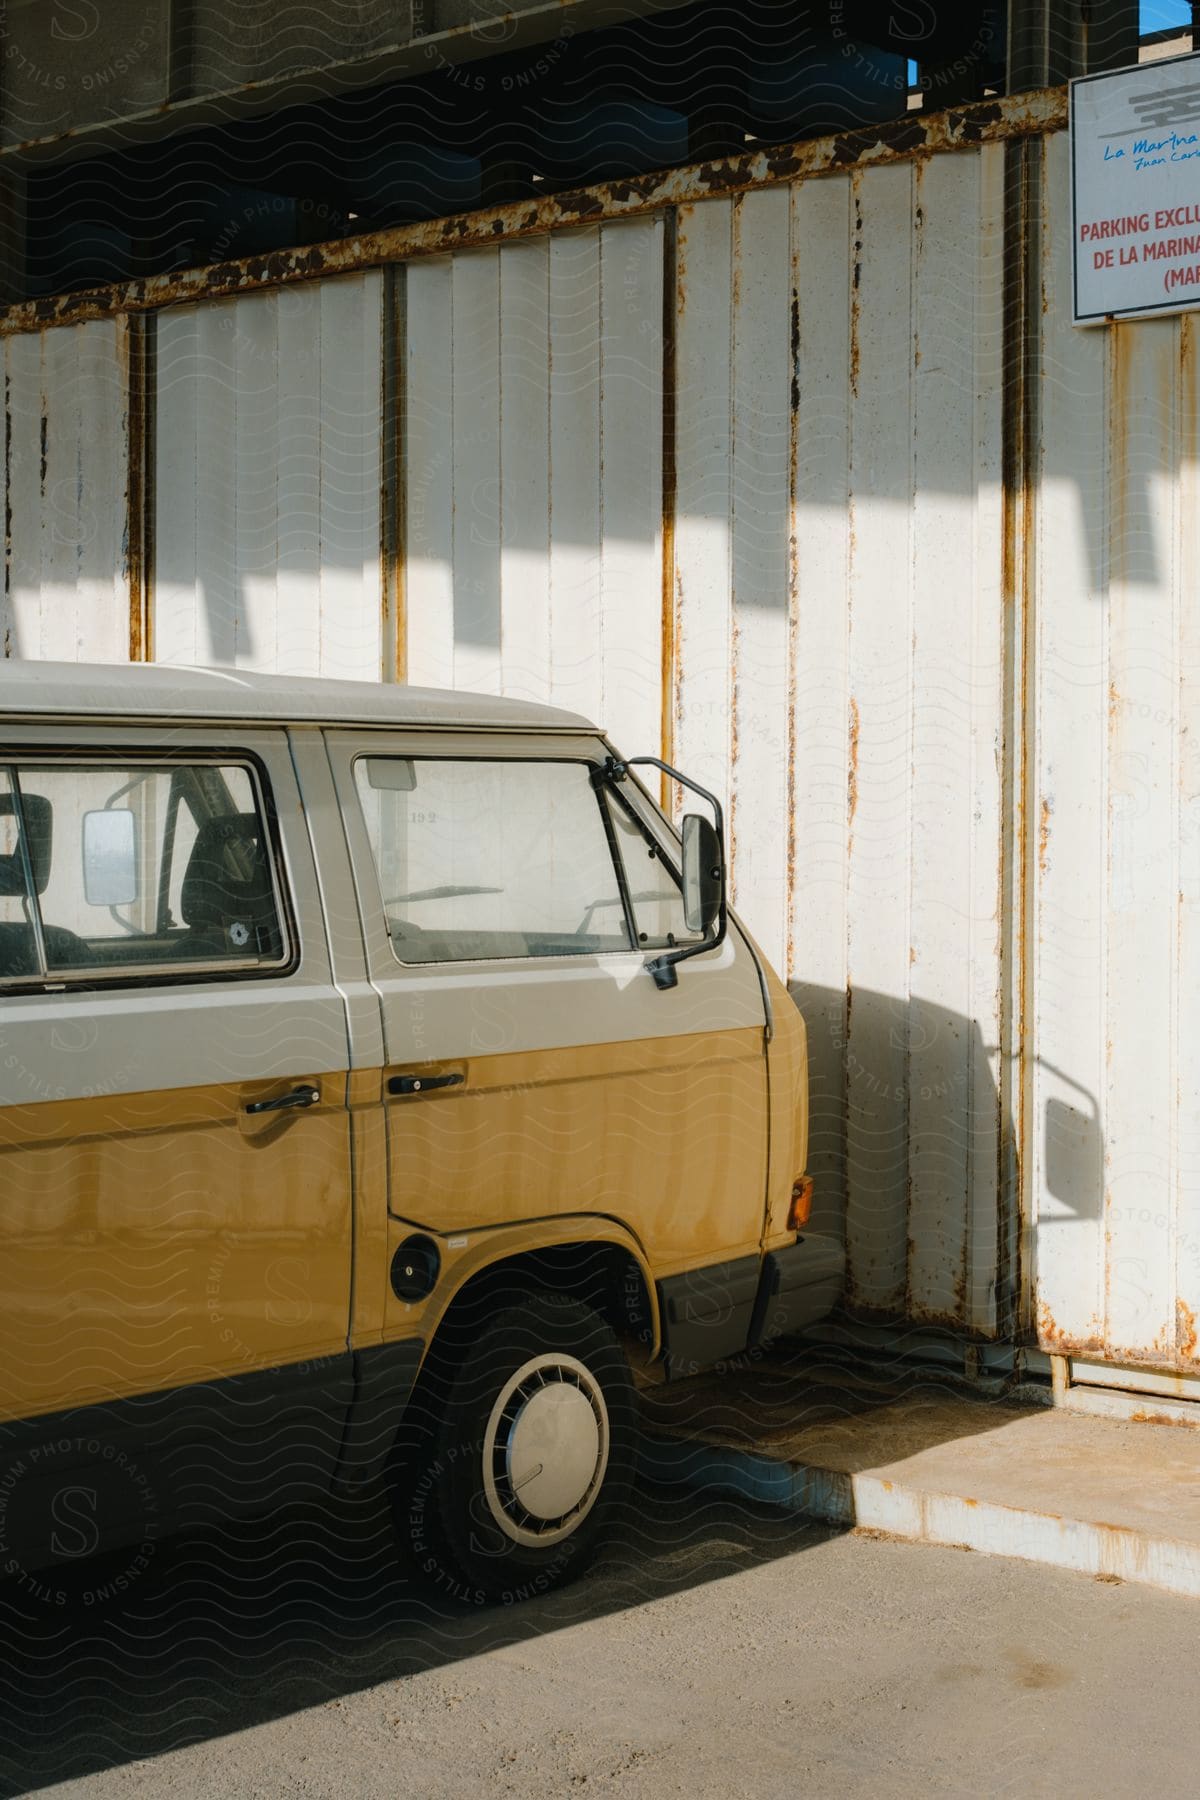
xmin=395 ymin=1291 xmax=636 ymax=1605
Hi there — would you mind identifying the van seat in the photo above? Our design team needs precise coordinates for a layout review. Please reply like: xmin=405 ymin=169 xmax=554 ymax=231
xmin=0 ymin=923 xmax=38 ymax=977
xmin=0 ymin=922 xmax=91 ymax=977
xmin=176 ymin=814 xmax=281 ymax=959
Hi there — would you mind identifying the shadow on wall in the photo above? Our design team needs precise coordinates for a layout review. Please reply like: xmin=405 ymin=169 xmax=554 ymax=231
xmin=788 ymin=981 xmax=1104 ymax=1346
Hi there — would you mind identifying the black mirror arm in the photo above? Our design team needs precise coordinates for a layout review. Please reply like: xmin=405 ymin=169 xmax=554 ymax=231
xmin=597 ymin=756 xmax=728 ymax=991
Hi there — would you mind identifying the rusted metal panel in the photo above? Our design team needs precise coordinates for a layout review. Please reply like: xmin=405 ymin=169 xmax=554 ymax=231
xmin=154 ymin=272 xmax=383 ymax=677
xmin=906 ymin=146 xmax=1006 ymax=1337
xmin=674 ymin=143 xmax=1009 ymax=1334
xmin=2 ymin=319 xmax=132 ymax=662
xmin=1104 ymin=314 xmax=1178 ymax=1368
xmin=598 ymin=217 xmax=665 ymax=760
xmin=671 ymin=196 xmax=732 ymax=828
xmin=728 ymin=187 xmax=792 ymax=977
xmin=843 ymin=158 xmax=917 ymax=1321
xmin=1032 ymin=130 xmax=1200 ymax=1372
xmin=1178 ymin=314 xmax=1200 ymax=1371
xmin=670 ymin=185 xmax=795 ymax=964
xmin=499 ymin=237 xmax=551 ymax=704
xmin=789 ymin=172 xmax=853 ymax=1242
xmin=452 ymin=248 xmax=503 ymax=696
xmin=0 ymin=89 xmax=1067 ymax=343
xmin=402 ymin=217 xmax=663 ymax=748
xmin=403 ymin=256 xmax=456 ymax=690
xmin=547 ymin=228 xmax=604 ymax=725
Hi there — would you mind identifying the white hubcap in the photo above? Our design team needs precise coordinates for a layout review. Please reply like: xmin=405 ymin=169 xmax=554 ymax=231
xmin=483 ymin=1353 xmax=610 ymax=1547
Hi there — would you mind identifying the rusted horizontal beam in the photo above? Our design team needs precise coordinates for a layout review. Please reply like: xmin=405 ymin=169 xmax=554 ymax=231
xmin=0 ymin=86 xmax=1068 ymax=339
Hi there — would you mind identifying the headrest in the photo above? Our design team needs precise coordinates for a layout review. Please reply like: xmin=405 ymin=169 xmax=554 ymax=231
xmin=0 ymin=793 xmax=51 ymax=897
xmin=180 ymin=813 xmax=273 ymax=931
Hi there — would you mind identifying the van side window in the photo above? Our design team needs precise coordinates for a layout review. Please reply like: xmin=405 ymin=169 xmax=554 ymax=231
xmin=355 ymin=758 xmax=636 ymax=965
xmin=0 ymin=760 xmax=289 ymax=985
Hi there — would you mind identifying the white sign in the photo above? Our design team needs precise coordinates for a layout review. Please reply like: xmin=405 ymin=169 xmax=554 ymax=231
xmin=1072 ymin=51 xmax=1200 ymax=325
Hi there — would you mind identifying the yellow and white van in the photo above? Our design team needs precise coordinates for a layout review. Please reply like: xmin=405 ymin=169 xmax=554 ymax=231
xmin=0 ymin=663 xmax=842 ymax=1603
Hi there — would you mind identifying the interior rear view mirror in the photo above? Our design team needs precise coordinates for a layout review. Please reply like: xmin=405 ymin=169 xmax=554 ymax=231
xmin=682 ymin=813 xmax=723 ymax=936
xmin=365 ymin=759 xmax=417 ymax=793
xmin=83 ymin=809 xmax=138 ymax=907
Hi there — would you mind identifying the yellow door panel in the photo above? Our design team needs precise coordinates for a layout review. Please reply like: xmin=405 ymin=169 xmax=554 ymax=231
xmin=0 ymin=1076 xmax=353 ymax=1424
xmin=384 ymin=1030 xmax=768 ymax=1275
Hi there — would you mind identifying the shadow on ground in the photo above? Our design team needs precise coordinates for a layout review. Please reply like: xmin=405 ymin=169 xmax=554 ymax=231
xmin=0 ymin=1461 xmax=845 ymax=1798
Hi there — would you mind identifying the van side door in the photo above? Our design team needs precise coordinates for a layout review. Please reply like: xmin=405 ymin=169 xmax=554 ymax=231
xmin=325 ymin=730 xmax=770 ymax=1366
xmin=0 ymin=727 xmax=354 ymax=1533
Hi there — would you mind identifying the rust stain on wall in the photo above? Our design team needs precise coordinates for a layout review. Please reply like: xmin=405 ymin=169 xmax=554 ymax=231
xmin=1037 ymin=1300 xmax=1105 ymax=1358
xmin=847 ymin=696 xmax=861 ymax=834
xmin=1038 ymin=795 xmax=1051 ymax=877
xmin=849 ymin=182 xmax=864 ymax=398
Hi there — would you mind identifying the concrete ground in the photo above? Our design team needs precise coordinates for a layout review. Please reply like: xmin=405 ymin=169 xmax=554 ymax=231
xmin=2 ymin=1474 xmax=1197 ymax=1799
xmin=640 ymin=1350 xmax=1200 ymax=1596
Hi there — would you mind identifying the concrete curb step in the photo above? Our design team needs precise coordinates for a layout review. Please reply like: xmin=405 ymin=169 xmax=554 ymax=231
xmin=637 ymin=1390 xmax=1200 ymax=1601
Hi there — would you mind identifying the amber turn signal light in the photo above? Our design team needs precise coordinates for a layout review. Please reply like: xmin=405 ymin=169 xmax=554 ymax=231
xmin=788 ymin=1175 xmax=814 ymax=1232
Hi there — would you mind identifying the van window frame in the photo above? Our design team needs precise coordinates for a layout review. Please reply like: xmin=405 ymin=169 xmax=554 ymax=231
xmin=0 ymin=748 xmax=299 ymax=994
xmin=352 ymin=751 xmax=666 ymax=970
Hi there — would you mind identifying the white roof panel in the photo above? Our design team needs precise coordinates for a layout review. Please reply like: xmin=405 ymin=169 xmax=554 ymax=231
xmin=0 ymin=662 xmax=597 ymax=733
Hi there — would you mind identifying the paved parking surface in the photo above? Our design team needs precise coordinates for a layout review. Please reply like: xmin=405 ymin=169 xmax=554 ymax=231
xmin=0 ymin=1475 xmax=1195 ymax=1798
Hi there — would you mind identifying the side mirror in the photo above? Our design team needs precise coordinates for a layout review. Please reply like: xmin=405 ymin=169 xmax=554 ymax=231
xmin=682 ymin=813 xmax=723 ymax=936
xmin=83 ymin=809 xmax=138 ymax=908
xmin=596 ymin=753 xmax=728 ymax=992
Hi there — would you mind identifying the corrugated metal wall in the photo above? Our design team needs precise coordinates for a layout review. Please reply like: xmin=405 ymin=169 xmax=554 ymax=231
xmin=155 ymin=272 xmax=383 ymax=678
xmin=2 ymin=319 xmax=133 ymax=663
xmin=7 ymin=113 xmax=1200 ymax=1377
xmin=403 ymin=218 xmax=665 ymax=759
xmin=1033 ymin=130 xmax=1200 ymax=1372
xmin=672 ymin=152 xmax=1009 ymax=1334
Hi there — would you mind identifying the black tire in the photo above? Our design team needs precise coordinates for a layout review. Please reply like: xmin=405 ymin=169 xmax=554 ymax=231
xmin=392 ymin=1290 xmax=636 ymax=1607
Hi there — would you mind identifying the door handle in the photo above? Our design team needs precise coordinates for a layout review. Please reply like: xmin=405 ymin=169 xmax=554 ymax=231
xmin=245 ymin=1084 xmax=321 ymax=1116
xmin=388 ymin=1073 xmax=464 ymax=1097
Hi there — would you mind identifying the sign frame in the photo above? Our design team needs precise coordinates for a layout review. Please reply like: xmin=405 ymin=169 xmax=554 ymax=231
xmin=1071 ymin=48 xmax=1200 ymax=328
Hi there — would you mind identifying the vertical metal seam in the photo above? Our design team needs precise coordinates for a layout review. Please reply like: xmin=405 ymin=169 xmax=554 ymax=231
xmin=550 ymin=241 xmax=557 ymax=709
xmin=597 ymin=230 xmax=604 ymax=723
xmin=1178 ymin=312 xmax=1199 ymax=1360
xmin=448 ymin=262 xmax=456 ymax=688
xmin=127 ymin=312 xmax=154 ymax=662
xmin=381 ymin=264 xmax=406 ymax=683
xmin=845 ymin=170 xmax=861 ymax=1303
xmin=785 ymin=186 xmax=800 ymax=987
xmin=1101 ymin=311 xmax=1116 ymax=1353
xmin=144 ymin=313 xmax=156 ymax=662
xmin=546 ymin=238 xmax=554 ymax=702
xmin=727 ymin=196 xmax=739 ymax=868
xmin=963 ymin=149 xmax=979 ymax=1331
xmin=904 ymin=159 xmax=918 ymax=1320
xmin=1169 ymin=313 xmax=1185 ymax=1356
xmin=3 ymin=353 xmax=11 ymax=657
xmin=1006 ymin=135 xmax=1030 ymax=1346
xmin=659 ymin=207 xmax=678 ymax=803
xmin=496 ymin=245 xmax=505 ymax=693
xmin=1002 ymin=132 xmax=1040 ymax=1344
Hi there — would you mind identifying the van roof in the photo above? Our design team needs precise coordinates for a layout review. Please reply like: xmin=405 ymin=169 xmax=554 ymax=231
xmin=0 ymin=661 xmax=598 ymax=733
